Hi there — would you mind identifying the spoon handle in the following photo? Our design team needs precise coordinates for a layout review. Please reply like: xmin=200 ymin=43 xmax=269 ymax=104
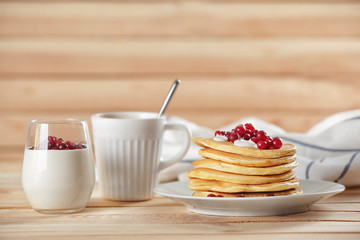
xmin=157 ymin=79 xmax=181 ymax=118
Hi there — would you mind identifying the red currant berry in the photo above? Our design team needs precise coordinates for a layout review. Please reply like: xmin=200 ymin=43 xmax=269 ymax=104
xmin=257 ymin=140 xmax=268 ymax=149
xmin=251 ymin=137 xmax=259 ymax=143
xmin=243 ymin=133 xmax=251 ymax=140
xmin=236 ymin=194 xmax=245 ymax=197
xmin=272 ymin=137 xmax=283 ymax=149
xmin=229 ymin=133 xmax=239 ymax=143
xmin=235 ymin=125 xmax=246 ymax=136
xmin=215 ymin=130 xmax=221 ymax=136
xmin=245 ymin=123 xmax=255 ymax=131
xmin=58 ymin=143 xmax=68 ymax=150
xmin=258 ymin=135 xmax=266 ymax=141
xmin=48 ymin=136 xmax=57 ymax=146
xmin=257 ymin=131 xmax=268 ymax=141
xmin=257 ymin=130 xmax=267 ymax=138
xmin=66 ymin=141 xmax=76 ymax=149
xmin=207 ymin=194 xmax=216 ymax=197
xmin=266 ymin=136 xmax=273 ymax=148
xmin=55 ymin=140 xmax=63 ymax=149
xmin=225 ymin=131 xmax=231 ymax=139
xmin=251 ymin=129 xmax=258 ymax=138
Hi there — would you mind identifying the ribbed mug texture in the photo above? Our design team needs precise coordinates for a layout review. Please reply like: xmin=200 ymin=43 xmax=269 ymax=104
xmin=95 ymin=135 xmax=161 ymax=201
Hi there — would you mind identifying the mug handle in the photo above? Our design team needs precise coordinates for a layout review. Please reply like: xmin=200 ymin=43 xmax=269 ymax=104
xmin=158 ymin=123 xmax=191 ymax=172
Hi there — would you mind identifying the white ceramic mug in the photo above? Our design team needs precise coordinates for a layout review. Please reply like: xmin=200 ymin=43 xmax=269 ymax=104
xmin=91 ymin=112 xmax=191 ymax=201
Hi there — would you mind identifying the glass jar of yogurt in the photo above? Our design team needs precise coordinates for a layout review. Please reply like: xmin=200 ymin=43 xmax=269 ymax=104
xmin=22 ymin=119 xmax=95 ymax=214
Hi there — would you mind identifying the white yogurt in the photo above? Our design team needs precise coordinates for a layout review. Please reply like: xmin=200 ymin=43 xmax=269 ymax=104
xmin=213 ymin=135 xmax=228 ymax=141
xmin=22 ymin=148 xmax=95 ymax=212
xmin=234 ymin=139 xmax=257 ymax=148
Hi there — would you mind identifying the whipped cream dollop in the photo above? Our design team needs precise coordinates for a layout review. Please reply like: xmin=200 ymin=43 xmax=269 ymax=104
xmin=213 ymin=135 xmax=257 ymax=148
xmin=234 ymin=139 xmax=257 ymax=148
xmin=213 ymin=135 xmax=228 ymax=142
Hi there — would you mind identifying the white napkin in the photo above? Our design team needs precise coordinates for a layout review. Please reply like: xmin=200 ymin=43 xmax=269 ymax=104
xmin=160 ymin=110 xmax=360 ymax=187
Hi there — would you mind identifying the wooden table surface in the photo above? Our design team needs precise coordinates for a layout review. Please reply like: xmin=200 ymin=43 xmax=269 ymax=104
xmin=1 ymin=159 xmax=360 ymax=240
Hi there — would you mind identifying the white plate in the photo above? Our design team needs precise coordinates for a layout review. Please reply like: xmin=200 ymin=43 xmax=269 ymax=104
xmin=154 ymin=179 xmax=345 ymax=216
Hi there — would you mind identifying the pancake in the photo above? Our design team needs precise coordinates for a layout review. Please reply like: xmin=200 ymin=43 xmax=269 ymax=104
xmin=188 ymin=168 xmax=296 ymax=184
xmin=192 ymin=137 xmax=296 ymax=158
xmin=199 ymin=148 xmax=296 ymax=167
xmin=192 ymin=187 xmax=302 ymax=197
xmin=192 ymin=159 xmax=298 ymax=175
xmin=189 ymin=178 xmax=299 ymax=193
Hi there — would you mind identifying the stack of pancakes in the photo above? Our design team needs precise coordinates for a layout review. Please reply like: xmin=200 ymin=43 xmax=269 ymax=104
xmin=188 ymin=137 xmax=302 ymax=197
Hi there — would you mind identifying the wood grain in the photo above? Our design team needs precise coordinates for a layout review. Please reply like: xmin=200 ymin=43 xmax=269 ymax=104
xmin=1 ymin=77 xmax=359 ymax=110
xmin=0 ymin=234 xmax=359 ymax=240
xmin=0 ymin=1 xmax=359 ymax=37
xmin=1 ymin=38 xmax=359 ymax=74
xmin=1 ymin=157 xmax=360 ymax=239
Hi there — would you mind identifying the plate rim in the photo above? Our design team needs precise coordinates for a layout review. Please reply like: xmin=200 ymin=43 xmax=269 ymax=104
xmin=155 ymin=179 xmax=345 ymax=201
xmin=155 ymin=179 xmax=345 ymax=216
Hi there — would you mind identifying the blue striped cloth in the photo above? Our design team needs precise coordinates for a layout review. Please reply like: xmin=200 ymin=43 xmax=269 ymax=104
xmin=161 ymin=110 xmax=360 ymax=187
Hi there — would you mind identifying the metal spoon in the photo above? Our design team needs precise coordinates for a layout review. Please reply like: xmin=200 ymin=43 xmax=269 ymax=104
xmin=157 ymin=79 xmax=181 ymax=118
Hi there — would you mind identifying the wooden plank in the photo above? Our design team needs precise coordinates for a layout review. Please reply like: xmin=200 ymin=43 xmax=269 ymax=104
xmin=2 ymin=17 xmax=359 ymax=38
xmin=0 ymin=108 xmax=348 ymax=147
xmin=310 ymin=203 xmax=360 ymax=212
xmin=1 ymin=0 xmax=360 ymax=2
xmin=0 ymin=39 xmax=359 ymax=74
xmin=324 ymin=192 xmax=360 ymax=203
xmin=0 ymin=150 xmax=23 ymax=161
xmin=1 ymin=77 xmax=359 ymax=111
xmin=0 ymin=158 xmax=22 ymax=172
xmin=1 ymin=2 xmax=359 ymax=19
xmin=0 ymin=2 xmax=359 ymax=37
xmin=1 ymin=222 xmax=359 ymax=235
xmin=2 ymin=207 xmax=360 ymax=223
xmin=1 ymin=234 xmax=360 ymax=240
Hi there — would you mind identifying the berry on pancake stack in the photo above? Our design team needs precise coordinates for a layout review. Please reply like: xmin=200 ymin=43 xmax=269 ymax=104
xmin=188 ymin=123 xmax=302 ymax=197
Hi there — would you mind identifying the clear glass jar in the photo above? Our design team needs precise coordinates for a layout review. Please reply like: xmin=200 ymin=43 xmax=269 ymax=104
xmin=22 ymin=119 xmax=95 ymax=214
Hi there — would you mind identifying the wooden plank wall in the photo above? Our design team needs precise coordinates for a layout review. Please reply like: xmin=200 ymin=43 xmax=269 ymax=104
xmin=0 ymin=0 xmax=359 ymax=160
